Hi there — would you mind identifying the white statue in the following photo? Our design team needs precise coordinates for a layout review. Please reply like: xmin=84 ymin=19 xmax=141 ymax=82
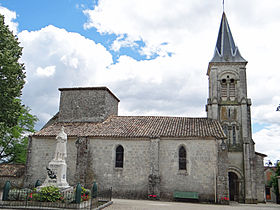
xmin=40 ymin=126 xmax=71 ymax=190
xmin=54 ymin=126 xmax=67 ymax=161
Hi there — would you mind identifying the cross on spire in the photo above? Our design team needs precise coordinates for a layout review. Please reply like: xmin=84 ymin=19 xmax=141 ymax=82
xmin=223 ymin=0 xmax=225 ymax=12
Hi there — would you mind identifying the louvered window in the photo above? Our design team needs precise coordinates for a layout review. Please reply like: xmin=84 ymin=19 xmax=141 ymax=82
xmin=229 ymin=79 xmax=235 ymax=97
xmin=221 ymin=79 xmax=227 ymax=97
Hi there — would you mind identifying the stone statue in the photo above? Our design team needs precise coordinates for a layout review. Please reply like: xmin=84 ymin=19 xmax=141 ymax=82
xmin=40 ymin=126 xmax=71 ymax=190
xmin=54 ymin=126 xmax=67 ymax=161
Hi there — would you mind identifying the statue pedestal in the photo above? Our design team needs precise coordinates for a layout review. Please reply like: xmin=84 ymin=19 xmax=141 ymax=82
xmin=40 ymin=160 xmax=71 ymax=190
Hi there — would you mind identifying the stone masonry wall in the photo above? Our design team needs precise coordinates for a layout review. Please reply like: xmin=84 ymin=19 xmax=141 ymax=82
xmin=255 ymin=154 xmax=265 ymax=203
xmin=105 ymin=90 xmax=119 ymax=117
xmin=25 ymin=137 xmax=77 ymax=187
xmin=216 ymin=139 xmax=229 ymax=204
xmin=88 ymin=138 xmax=218 ymax=201
xmin=27 ymin=136 xmax=221 ymax=202
xmin=58 ymin=88 xmax=119 ymax=123
xmin=159 ymin=139 xmax=217 ymax=201
xmin=75 ymin=137 xmax=95 ymax=188
xmin=89 ymin=138 xmax=151 ymax=199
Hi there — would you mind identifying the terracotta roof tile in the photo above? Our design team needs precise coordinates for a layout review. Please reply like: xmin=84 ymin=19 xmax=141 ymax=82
xmin=33 ymin=116 xmax=225 ymax=139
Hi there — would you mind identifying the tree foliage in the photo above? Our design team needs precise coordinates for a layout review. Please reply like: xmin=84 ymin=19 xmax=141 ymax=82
xmin=0 ymin=14 xmax=37 ymax=163
xmin=0 ymin=105 xmax=37 ymax=163
xmin=270 ymin=161 xmax=280 ymax=204
xmin=0 ymin=14 xmax=25 ymax=128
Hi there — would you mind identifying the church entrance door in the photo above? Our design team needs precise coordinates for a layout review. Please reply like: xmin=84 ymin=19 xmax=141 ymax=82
xmin=229 ymin=172 xmax=239 ymax=201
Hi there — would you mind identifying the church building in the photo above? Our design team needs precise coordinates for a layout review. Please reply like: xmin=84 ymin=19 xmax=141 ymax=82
xmin=25 ymin=13 xmax=266 ymax=203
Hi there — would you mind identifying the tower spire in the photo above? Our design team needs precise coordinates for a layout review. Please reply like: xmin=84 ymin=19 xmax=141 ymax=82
xmin=210 ymin=12 xmax=246 ymax=63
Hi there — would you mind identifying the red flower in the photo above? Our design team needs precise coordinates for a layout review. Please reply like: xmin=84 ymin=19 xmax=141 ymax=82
xmin=221 ymin=196 xmax=229 ymax=201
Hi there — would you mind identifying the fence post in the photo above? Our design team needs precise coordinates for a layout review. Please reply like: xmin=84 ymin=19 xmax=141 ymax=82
xmin=75 ymin=183 xmax=82 ymax=204
xmin=34 ymin=180 xmax=41 ymax=188
xmin=2 ymin=181 xmax=11 ymax=201
xmin=92 ymin=182 xmax=98 ymax=198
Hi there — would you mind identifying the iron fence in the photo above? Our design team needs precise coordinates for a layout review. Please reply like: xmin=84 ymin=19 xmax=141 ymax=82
xmin=0 ymin=184 xmax=112 ymax=209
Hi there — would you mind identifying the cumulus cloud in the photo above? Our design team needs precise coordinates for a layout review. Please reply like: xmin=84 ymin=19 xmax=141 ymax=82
xmin=83 ymin=0 xmax=219 ymax=57
xmin=0 ymin=6 xmax=18 ymax=34
xmin=18 ymin=25 xmax=113 ymax=128
xmin=36 ymin=66 xmax=56 ymax=77
xmin=254 ymin=124 xmax=280 ymax=163
xmin=1 ymin=0 xmax=279 ymax=160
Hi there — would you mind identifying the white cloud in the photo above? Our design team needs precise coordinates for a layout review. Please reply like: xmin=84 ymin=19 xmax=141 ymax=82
xmin=18 ymin=25 xmax=113 ymax=128
xmin=254 ymin=124 xmax=280 ymax=163
xmin=83 ymin=0 xmax=218 ymax=57
xmin=0 ymin=6 xmax=18 ymax=34
xmin=36 ymin=66 xmax=56 ymax=77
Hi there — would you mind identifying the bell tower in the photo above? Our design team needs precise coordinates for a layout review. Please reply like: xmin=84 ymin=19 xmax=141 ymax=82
xmin=206 ymin=13 xmax=257 ymax=203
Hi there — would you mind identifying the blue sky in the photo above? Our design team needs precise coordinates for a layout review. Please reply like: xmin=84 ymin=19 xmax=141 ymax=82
xmin=1 ymin=0 xmax=152 ymax=62
xmin=1 ymin=0 xmax=280 ymax=162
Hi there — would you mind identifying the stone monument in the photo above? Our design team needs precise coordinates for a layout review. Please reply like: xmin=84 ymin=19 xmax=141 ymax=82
xmin=40 ymin=127 xmax=71 ymax=190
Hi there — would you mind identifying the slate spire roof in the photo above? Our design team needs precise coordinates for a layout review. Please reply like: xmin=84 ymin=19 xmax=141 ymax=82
xmin=210 ymin=12 xmax=246 ymax=63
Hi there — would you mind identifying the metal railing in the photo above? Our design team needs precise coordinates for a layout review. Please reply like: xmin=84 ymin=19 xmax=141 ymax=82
xmin=1 ymin=182 xmax=112 ymax=209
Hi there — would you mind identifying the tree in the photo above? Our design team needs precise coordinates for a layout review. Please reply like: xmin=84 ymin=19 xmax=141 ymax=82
xmin=269 ymin=161 xmax=280 ymax=204
xmin=0 ymin=14 xmax=37 ymax=163
xmin=0 ymin=14 xmax=25 ymax=130
xmin=0 ymin=106 xmax=37 ymax=163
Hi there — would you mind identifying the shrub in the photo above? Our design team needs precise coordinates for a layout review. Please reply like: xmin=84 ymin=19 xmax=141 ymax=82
xmin=33 ymin=186 xmax=62 ymax=202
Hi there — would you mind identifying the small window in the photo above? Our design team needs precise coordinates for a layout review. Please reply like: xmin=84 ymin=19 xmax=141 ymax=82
xmin=179 ymin=146 xmax=187 ymax=170
xmin=232 ymin=125 xmax=236 ymax=145
xmin=115 ymin=145 xmax=124 ymax=168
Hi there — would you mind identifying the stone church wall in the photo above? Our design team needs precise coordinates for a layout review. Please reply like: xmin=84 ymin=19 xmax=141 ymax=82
xmin=25 ymin=137 xmax=77 ymax=187
xmin=86 ymin=138 xmax=219 ymax=201
xmin=159 ymin=139 xmax=217 ymax=201
xmin=228 ymin=152 xmax=243 ymax=174
xmin=89 ymin=138 xmax=151 ymax=199
xmin=255 ymin=154 xmax=266 ymax=203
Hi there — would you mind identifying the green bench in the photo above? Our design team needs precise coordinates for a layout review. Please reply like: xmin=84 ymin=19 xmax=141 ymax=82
xmin=173 ymin=191 xmax=199 ymax=201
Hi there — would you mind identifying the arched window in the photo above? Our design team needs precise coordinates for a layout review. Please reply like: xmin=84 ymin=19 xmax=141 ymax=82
xmin=220 ymin=76 xmax=236 ymax=100
xmin=179 ymin=146 xmax=187 ymax=170
xmin=115 ymin=145 xmax=124 ymax=168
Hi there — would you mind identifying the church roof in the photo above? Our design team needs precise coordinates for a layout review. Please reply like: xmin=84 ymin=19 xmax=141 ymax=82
xmin=210 ymin=12 xmax=246 ymax=63
xmin=33 ymin=116 xmax=225 ymax=139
